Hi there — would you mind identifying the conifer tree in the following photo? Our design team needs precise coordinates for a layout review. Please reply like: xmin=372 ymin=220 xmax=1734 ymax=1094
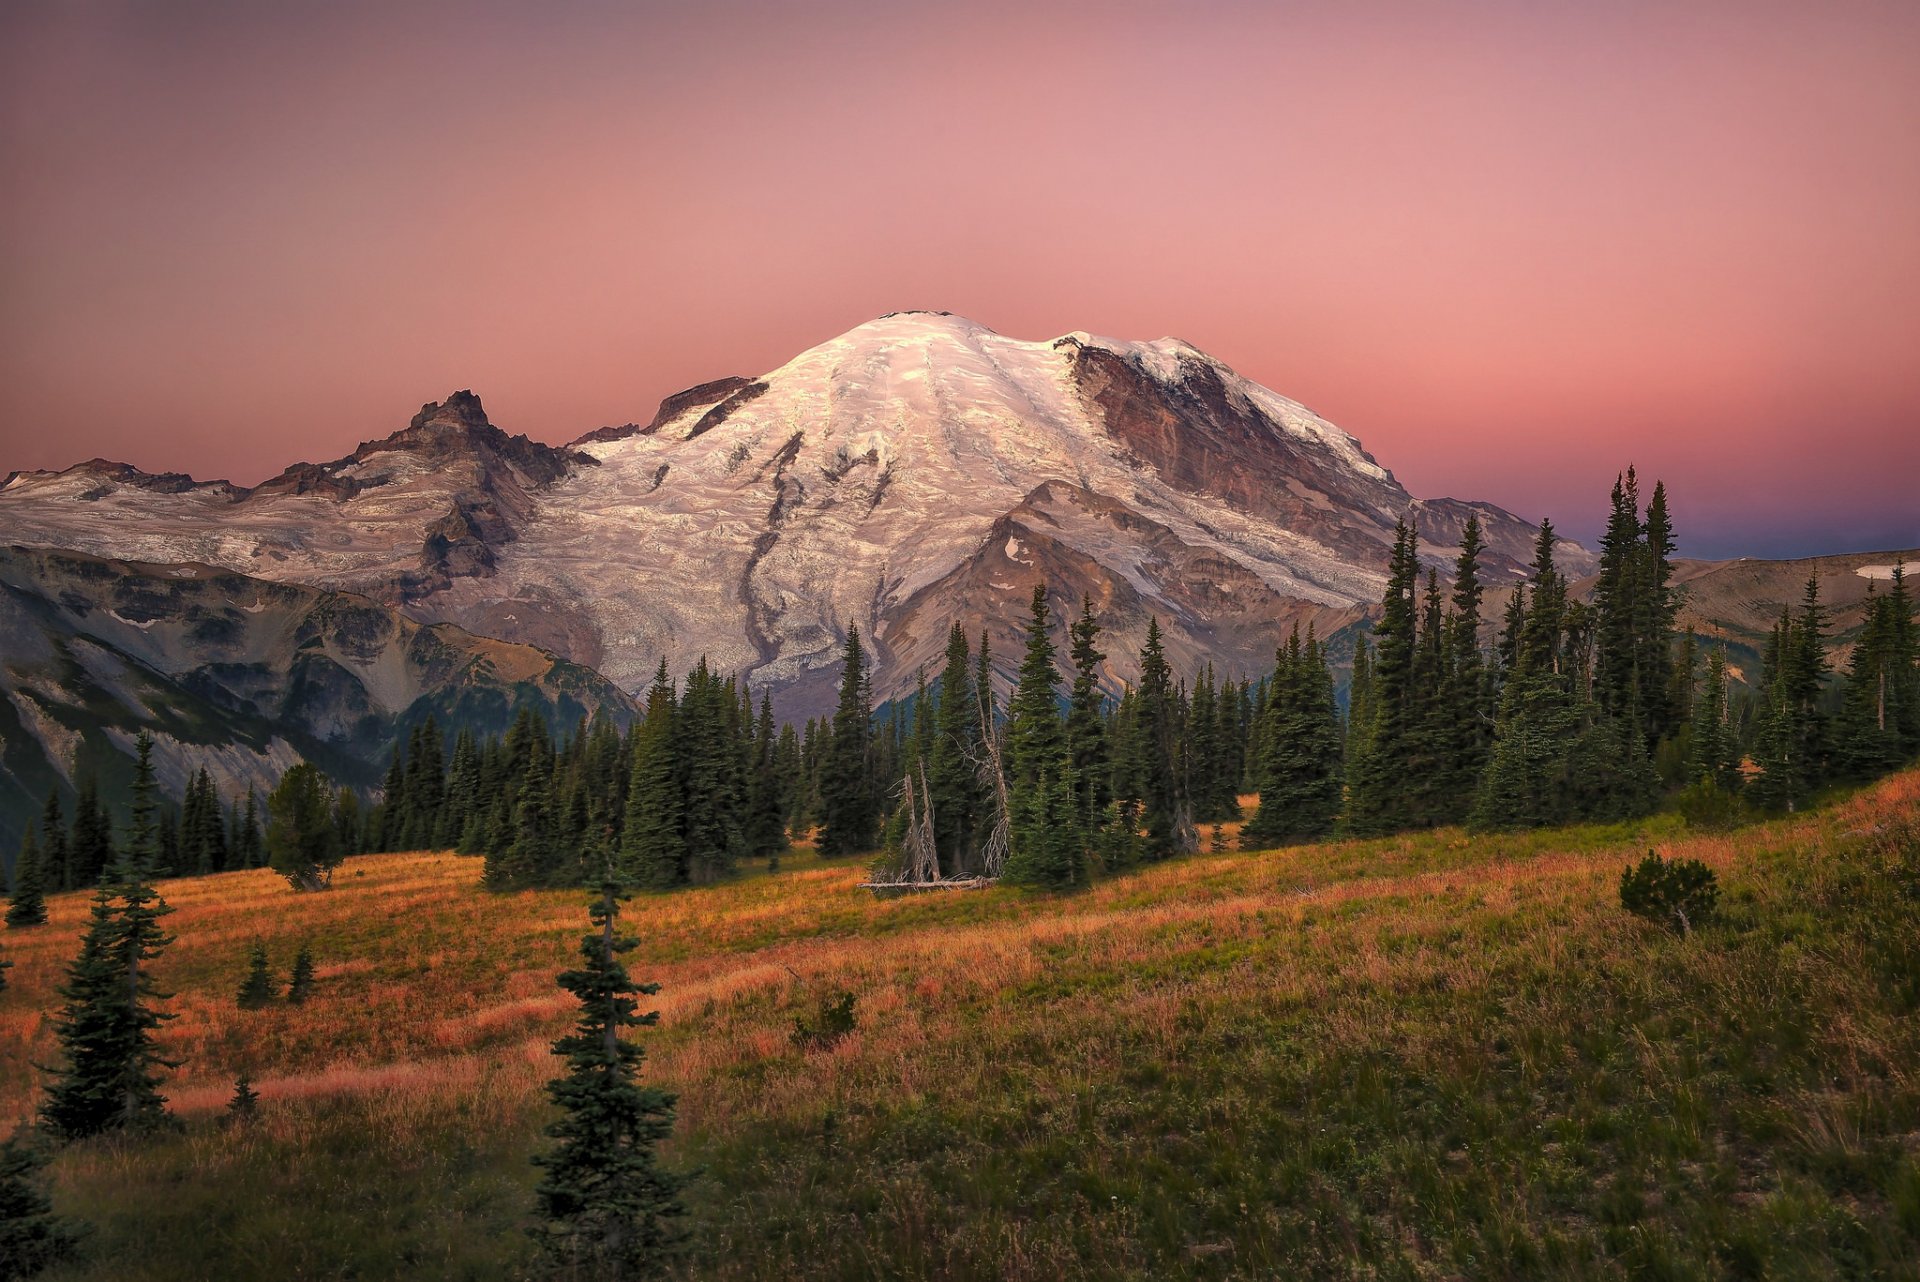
xmin=1064 ymin=598 xmax=1110 ymax=832
xmin=1003 ymin=586 xmax=1065 ymax=797
xmin=287 ymin=944 xmax=316 ymax=1004
xmin=227 ymin=1073 xmax=260 ymax=1123
xmin=1134 ymin=618 xmax=1190 ymax=857
xmin=1688 ymin=648 xmax=1742 ymax=793
xmin=744 ymin=693 xmax=787 ymax=866
xmin=265 ymin=764 xmax=342 ymax=891
xmin=621 ymin=663 xmax=686 ymax=890
xmin=532 ymin=865 xmax=685 ymax=1277
xmin=927 ymin=624 xmax=980 ymax=875
xmin=0 ymin=1136 xmax=80 ymax=1276
xmin=1345 ymin=520 xmax=1421 ymax=835
xmin=818 ymin=626 xmax=878 ymax=857
xmin=1002 ymin=765 xmax=1086 ymax=890
xmin=236 ymin=940 xmax=277 ymax=1009
xmin=68 ymin=770 xmax=114 ymax=890
xmin=39 ymin=791 xmax=69 ymax=897
xmin=679 ymin=661 xmax=744 ymax=882
xmin=8 ymin=826 xmax=49 ymax=928
xmin=1244 ymin=626 xmax=1344 ymax=846
xmin=40 ymin=809 xmax=178 ymax=1138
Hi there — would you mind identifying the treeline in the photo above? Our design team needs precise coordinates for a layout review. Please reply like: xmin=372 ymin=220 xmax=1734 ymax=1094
xmin=9 ymin=469 xmax=1918 ymax=909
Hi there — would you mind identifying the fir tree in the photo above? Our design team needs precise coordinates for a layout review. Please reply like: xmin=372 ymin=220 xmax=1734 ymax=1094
xmin=287 ymin=944 xmax=317 ymax=1004
xmin=265 ymin=764 xmax=342 ymax=891
xmin=744 ymin=693 xmax=788 ymax=866
xmin=8 ymin=826 xmax=49 ymax=928
xmin=1002 ymin=766 xmax=1087 ymax=890
xmin=927 ymin=624 xmax=980 ymax=876
xmin=1134 ymin=618 xmax=1190 ymax=857
xmin=1003 ymin=586 xmax=1065 ymax=796
xmin=39 ymin=791 xmax=69 ymax=898
xmin=1243 ymin=626 xmax=1344 ymax=846
xmin=68 ymin=771 xmax=114 ymax=890
xmin=678 ymin=661 xmax=743 ymax=883
xmin=227 ymin=1073 xmax=260 ymax=1123
xmin=1688 ymin=648 xmax=1742 ymax=793
xmin=531 ymin=866 xmax=685 ymax=1277
xmin=236 ymin=940 xmax=277 ymax=1009
xmin=818 ymin=626 xmax=878 ymax=856
xmin=0 ymin=1136 xmax=80 ymax=1277
xmin=620 ymin=663 xmax=686 ymax=890
xmin=39 ymin=831 xmax=178 ymax=1138
xmin=1345 ymin=519 xmax=1421 ymax=835
xmin=1064 ymin=599 xmax=1110 ymax=833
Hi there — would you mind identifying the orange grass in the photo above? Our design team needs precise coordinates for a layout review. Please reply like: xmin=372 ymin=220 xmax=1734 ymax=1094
xmin=2 ymin=770 xmax=1917 ymax=1279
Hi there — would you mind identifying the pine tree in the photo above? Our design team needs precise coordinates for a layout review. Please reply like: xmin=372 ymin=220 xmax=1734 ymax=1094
xmin=236 ymin=940 xmax=277 ymax=1008
xmin=621 ymin=663 xmax=686 ymax=890
xmin=1134 ymin=618 xmax=1190 ymax=857
xmin=0 ymin=1136 xmax=80 ymax=1277
xmin=531 ymin=866 xmax=685 ymax=1277
xmin=818 ymin=626 xmax=878 ymax=857
xmin=39 ymin=812 xmax=178 ymax=1138
xmin=39 ymin=791 xmax=69 ymax=897
xmin=68 ymin=770 xmax=114 ymax=890
xmin=265 ymin=764 xmax=342 ymax=891
xmin=1436 ymin=515 xmax=1492 ymax=822
xmin=1003 ymin=586 xmax=1065 ymax=796
xmin=8 ymin=825 xmax=49 ymax=928
xmin=927 ymin=624 xmax=980 ymax=876
xmin=744 ymin=693 xmax=787 ymax=865
xmin=287 ymin=944 xmax=317 ymax=1004
xmin=1244 ymin=626 xmax=1344 ymax=846
xmin=227 ymin=1073 xmax=260 ymax=1123
xmin=1063 ymin=599 xmax=1110 ymax=834
xmin=679 ymin=661 xmax=743 ymax=883
xmin=1345 ymin=519 xmax=1421 ymax=835
xmin=1688 ymin=648 xmax=1742 ymax=792
xmin=1002 ymin=765 xmax=1087 ymax=890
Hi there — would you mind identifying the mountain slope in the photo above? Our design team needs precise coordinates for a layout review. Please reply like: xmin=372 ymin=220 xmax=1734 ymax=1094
xmin=0 ymin=545 xmax=637 ymax=857
xmin=0 ymin=313 xmax=1591 ymax=713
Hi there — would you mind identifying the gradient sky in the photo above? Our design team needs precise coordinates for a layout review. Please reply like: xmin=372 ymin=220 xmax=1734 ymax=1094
xmin=2 ymin=1 xmax=1915 ymax=558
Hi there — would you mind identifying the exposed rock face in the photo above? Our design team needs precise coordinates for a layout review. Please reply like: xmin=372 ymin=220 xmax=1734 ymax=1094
xmin=0 ymin=544 xmax=637 ymax=856
xmin=0 ymin=313 xmax=1594 ymax=717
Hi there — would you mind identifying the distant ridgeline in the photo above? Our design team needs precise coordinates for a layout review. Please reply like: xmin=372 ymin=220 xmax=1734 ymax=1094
xmin=8 ymin=468 xmax=1916 ymax=902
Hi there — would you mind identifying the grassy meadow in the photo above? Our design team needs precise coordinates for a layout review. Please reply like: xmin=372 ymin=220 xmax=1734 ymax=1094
xmin=3 ymin=774 xmax=1918 ymax=1280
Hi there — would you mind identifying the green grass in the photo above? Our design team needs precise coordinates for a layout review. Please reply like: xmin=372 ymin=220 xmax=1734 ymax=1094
xmin=3 ymin=772 xmax=1917 ymax=1280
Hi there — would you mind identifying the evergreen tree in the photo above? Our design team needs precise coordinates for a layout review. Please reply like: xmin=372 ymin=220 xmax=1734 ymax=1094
xmin=620 ymin=663 xmax=686 ymax=890
xmin=818 ymin=626 xmax=878 ymax=856
xmin=39 ymin=791 xmax=69 ymax=898
xmin=927 ymin=624 xmax=980 ymax=876
xmin=1471 ymin=521 xmax=1581 ymax=830
xmin=39 ymin=835 xmax=177 ymax=1138
xmin=531 ymin=866 xmax=685 ymax=1277
xmin=1002 ymin=765 xmax=1087 ymax=890
xmin=265 ymin=764 xmax=342 ymax=891
xmin=1436 ymin=515 xmax=1492 ymax=821
xmin=236 ymin=940 xmax=277 ymax=1009
xmin=1688 ymin=648 xmax=1742 ymax=792
xmin=678 ymin=661 xmax=743 ymax=883
xmin=1243 ymin=626 xmax=1344 ymax=846
xmin=1003 ymin=586 xmax=1065 ymax=796
xmin=744 ymin=693 xmax=787 ymax=865
xmin=8 ymin=826 xmax=49 ymax=928
xmin=1134 ymin=618 xmax=1190 ymax=857
xmin=0 ymin=1136 xmax=80 ymax=1277
xmin=1345 ymin=519 xmax=1421 ymax=835
xmin=287 ymin=944 xmax=317 ymax=1004
xmin=1064 ymin=599 xmax=1110 ymax=833
xmin=227 ymin=1073 xmax=261 ymax=1123
xmin=68 ymin=770 xmax=114 ymax=890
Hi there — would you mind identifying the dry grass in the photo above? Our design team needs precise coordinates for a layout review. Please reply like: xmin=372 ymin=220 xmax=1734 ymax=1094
xmin=3 ymin=774 xmax=1918 ymax=1280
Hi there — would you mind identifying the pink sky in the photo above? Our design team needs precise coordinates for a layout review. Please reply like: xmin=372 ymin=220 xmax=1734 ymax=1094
xmin=1 ymin=1 xmax=1915 ymax=557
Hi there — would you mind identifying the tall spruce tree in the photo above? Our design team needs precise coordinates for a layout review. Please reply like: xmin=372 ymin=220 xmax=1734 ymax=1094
xmin=1688 ymin=648 xmax=1742 ymax=793
xmin=1243 ymin=626 xmax=1343 ymax=846
xmin=8 ymin=825 xmax=49 ymax=928
xmin=1345 ymin=519 xmax=1421 ymax=835
xmin=1064 ymin=599 xmax=1109 ymax=832
xmin=1134 ymin=618 xmax=1189 ymax=857
xmin=622 ymin=664 xmax=687 ymax=890
xmin=531 ymin=865 xmax=685 ymax=1277
xmin=40 ymin=748 xmax=178 ymax=1139
xmin=927 ymin=624 xmax=980 ymax=876
xmin=818 ymin=626 xmax=878 ymax=856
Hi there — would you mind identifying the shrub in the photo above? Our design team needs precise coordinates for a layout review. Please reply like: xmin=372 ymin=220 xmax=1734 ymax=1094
xmin=790 ymin=990 xmax=858 ymax=1051
xmin=1675 ymin=777 xmax=1746 ymax=831
xmin=1620 ymin=850 xmax=1719 ymax=935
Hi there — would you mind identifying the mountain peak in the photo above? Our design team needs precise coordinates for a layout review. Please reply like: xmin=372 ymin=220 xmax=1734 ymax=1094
xmin=408 ymin=389 xmax=491 ymax=433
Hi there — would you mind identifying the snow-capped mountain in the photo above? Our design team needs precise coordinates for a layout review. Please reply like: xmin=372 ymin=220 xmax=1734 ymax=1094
xmin=0 ymin=312 xmax=1592 ymax=714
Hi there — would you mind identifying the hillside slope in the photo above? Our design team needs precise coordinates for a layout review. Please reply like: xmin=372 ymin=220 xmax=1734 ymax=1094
xmin=0 ymin=544 xmax=638 ymax=857
xmin=2 ymin=772 xmax=1915 ymax=1279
